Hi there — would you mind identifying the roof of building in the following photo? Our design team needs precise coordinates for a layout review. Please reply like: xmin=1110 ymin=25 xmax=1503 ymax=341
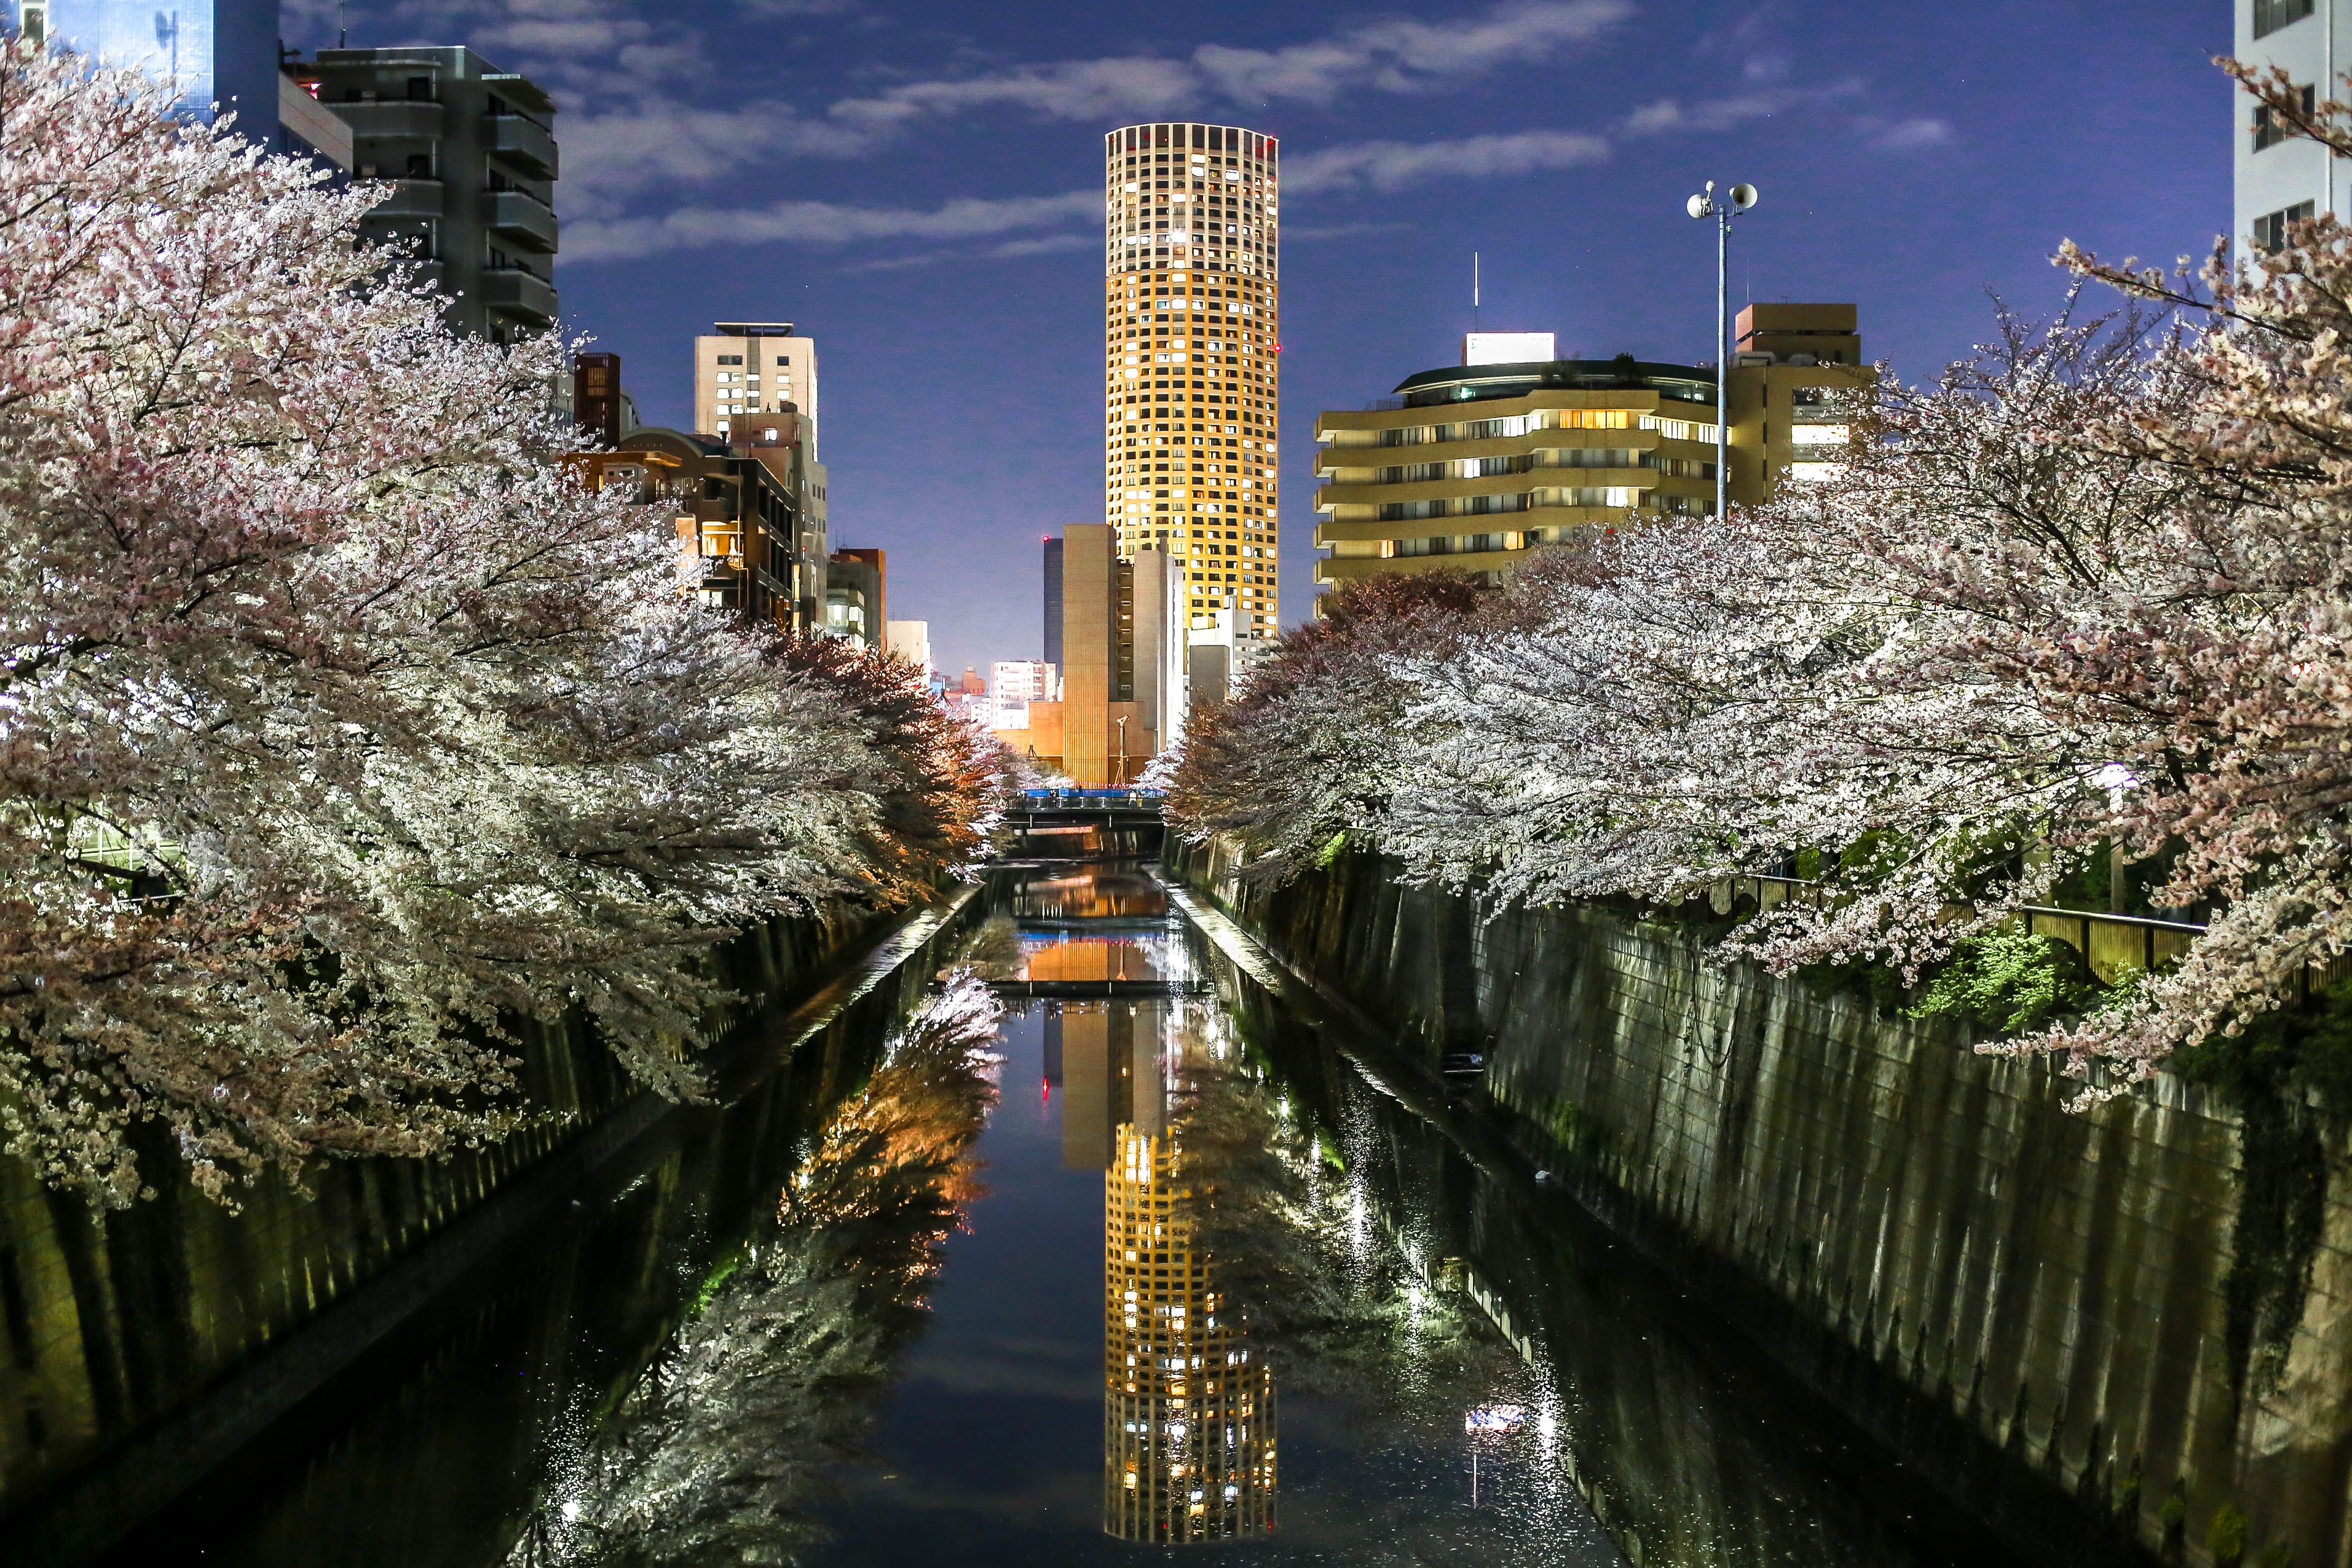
xmin=1391 ymin=358 xmax=1716 ymax=409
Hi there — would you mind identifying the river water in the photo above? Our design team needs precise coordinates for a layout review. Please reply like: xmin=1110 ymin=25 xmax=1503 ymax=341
xmin=95 ymin=862 xmax=2019 ymax=1567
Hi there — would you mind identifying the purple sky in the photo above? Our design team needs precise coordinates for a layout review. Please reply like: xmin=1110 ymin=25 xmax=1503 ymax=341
xmin=291 ymin=0 xmax=2232 ymax=682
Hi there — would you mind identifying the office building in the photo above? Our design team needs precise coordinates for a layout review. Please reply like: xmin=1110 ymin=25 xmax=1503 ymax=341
xmin=1312 ymin=304 xmax=1866 ymax=589
xmin=28 ymin=0 xmax=275 ymax=124
xmin=25 ymin=1 xmax=347 ymax=165
xmin=580 ymin=415 xmax=826 ymax=634
xmin=2235 ymin=0 xmax=2345 ymax=251
xmin=999 ymin=524 xmax=1182 ymax=784
xmin=1102 ymin=122 xmax=1282 ymax=639
xmin=697 ymin=323 xmax=826 ymax=553
xmin=1043 ymin=537 xmax=1065 ymax=669
xmin=306 ymin=47 xmax=558 ymax=342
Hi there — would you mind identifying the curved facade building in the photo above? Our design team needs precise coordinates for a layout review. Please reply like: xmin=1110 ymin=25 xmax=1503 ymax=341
xmin=1101 ymin=123 xmax=1282 ymax=636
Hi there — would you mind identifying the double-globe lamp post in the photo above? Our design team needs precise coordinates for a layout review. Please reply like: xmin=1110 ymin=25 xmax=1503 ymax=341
xmin=1686 ymin=179 xmax=1758 ymax=520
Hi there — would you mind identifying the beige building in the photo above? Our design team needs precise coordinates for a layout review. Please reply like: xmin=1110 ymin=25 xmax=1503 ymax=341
xmin=694 ymin=321 xmax=827 ymax=563
xmin=1313 ymin=304 xmax=1866 ymax=588
xmin=996 ymin=524 xmax=1183 ymax=786
xmin=695 ymin=321 xmax=818 ymax=444
xmin=1102 ymin=123 xmax=1282 ymax=639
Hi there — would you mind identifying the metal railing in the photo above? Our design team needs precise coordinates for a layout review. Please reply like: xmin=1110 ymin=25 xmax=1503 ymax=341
xmin=1016 ymin=787 xmax=1164 ymax=811
xmin=1711 ymin=873 xmax=2209 ymax=985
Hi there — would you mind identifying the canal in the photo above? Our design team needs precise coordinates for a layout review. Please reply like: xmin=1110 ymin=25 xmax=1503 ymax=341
xmin=89 ymin=861 xmax=2021 ymax=1566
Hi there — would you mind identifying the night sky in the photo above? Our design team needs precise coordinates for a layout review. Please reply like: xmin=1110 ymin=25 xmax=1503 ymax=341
xmin=285 ymin=0 xmax=2232 ymax=684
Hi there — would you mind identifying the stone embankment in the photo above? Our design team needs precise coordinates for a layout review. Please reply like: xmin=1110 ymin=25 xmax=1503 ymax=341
xmin=0 ymin=894 xmax=943 ymax=1561
xmin=1174 ymin=840 xmax=2352 ymax=1568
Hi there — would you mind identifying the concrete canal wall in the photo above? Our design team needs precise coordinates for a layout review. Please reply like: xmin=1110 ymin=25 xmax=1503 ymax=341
xmin=0 ymin=899 xmax=897 ymax=1541
xmin=1174 ymin=840 xmax=2352 ymax=1568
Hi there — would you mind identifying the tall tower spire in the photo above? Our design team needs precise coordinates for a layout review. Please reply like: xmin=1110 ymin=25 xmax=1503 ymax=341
xmin=1102 ymin=123 xmax=1281 ymax=639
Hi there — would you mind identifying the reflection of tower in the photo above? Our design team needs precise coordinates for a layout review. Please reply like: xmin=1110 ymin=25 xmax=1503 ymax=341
xmin=1103 ymin=1126 xmax=1275 ymax=1542
xmin=1059 ymin=1004 xmax=1134 ymax=1171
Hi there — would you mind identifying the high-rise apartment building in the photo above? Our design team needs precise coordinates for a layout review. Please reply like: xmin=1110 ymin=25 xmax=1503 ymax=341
xmin=1102 ymin=123 xmax=1282 ymax=639
xmin=696 ymin=323 xmax=826 ymax=554
xmin=309 ymin=47 xmax=559 ymax=342
xmin=2235 ymin=1 xmax=2345 ymax=251
xmin=1312 ymin=304 xmax=1866 ymax=590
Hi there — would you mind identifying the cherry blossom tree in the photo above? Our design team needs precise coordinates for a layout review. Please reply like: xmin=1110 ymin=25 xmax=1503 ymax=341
xmin=1177 ymin=56 xmax=2352 ymax=1105
xmin=0 ymin=44 xmax=993 ymax=1204
xmin=1166 ymin=572 xmax=1480 ymax=882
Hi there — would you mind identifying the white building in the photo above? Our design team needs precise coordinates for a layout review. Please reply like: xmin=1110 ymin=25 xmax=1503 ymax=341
xmin=2235 ymin=1 xmax=2350 ymax=250
xmin=990 ymin=659 xmax=1058 ymax=731
xmin=886 ymin=619 xmax=933 ymax=676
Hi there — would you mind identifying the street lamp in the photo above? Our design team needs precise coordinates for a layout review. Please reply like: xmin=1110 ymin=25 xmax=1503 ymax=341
xmin=1685 ymin=180 xmax=1758 ymax=521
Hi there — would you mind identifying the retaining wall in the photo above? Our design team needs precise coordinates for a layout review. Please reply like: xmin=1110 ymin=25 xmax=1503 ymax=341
xmin=1175 ymin=840 xmax=2352 ymax=1568
xmin=0 ymin=899 xmax=886 ymax=1529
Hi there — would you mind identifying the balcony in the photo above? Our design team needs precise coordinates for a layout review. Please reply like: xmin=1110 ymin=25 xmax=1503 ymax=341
xmin=1316 ymin=546 xmax=1525 ymax=583
xmin=331 ymin=99 xmax=444 ymax=142
xmin=480 ymin=266 xmax=558 ymax=327
xmin=486 ymin=188 xmax=558 ymax=252
xmin=485 ymin=113 xmax=558 ymax=179
xmin=366 ymin=178 xmax=444 ymax=219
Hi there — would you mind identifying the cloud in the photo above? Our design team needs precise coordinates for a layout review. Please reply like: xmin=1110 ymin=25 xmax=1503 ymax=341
xmin=827 ymin=0 xmax=1630 ymax=127
xmin=1868 ymin=116 xmax=1954 ymax=152
xmin=567 ymin=124 xmax=1621 ymax=264
xmin=564 ymin=188 xmax=1100 ymax=263
xmin=1281 ymin=220 xmax=1416 ymax=243
xmin=827 ymin=57 xmax=1201 ymax=130
xmin=557 ymin=102 xmax=880 ymax=215
xmin=843 ymin=231 xmax=1100 ymax=273
xmin=1621 ymin=79 xmax=1865 ymax=136
xmin=1285 ymin=129 xmax=1609 ymax=193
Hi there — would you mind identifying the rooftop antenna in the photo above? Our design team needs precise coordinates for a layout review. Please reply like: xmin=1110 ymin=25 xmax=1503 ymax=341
xmin=337 ymin=0 xmax=346 ymax=47
xmin=1472 ymin=251 xmax=1480 ymax=331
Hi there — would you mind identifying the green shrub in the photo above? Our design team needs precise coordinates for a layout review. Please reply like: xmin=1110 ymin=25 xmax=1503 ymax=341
xmin=1905 ymin=927 xmax=2103 ymax=1036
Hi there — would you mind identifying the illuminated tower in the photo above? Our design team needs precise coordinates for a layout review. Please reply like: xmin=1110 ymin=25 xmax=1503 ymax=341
xmin=1102 ymin=123 xmax=1282 ymax=640
xmin=1103 ymin=1125 xmax=1276 ymax=1542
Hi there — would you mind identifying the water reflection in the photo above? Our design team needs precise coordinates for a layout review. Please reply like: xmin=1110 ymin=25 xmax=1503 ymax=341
xmin=1102 ymin=1125 xmax=1276 ymax=1543
xmin=507 ymin=977 xmax=1004 ymax=1567
xmin=81 ymin=861 xmax=2017 ymax=1568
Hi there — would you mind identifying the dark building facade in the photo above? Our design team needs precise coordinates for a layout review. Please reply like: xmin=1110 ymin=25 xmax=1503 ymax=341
xmin=307 ymin=45 xmax=558 ymax=341
xmin=584 ymin=419 xmax=827 ymax=636
xmin=1044 ymin=536 xmax=1065 ymax=668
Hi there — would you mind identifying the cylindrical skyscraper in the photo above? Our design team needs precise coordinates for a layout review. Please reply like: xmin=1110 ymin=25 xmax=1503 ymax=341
xmin=1102 ymin=123 xmax=1280 ymax=637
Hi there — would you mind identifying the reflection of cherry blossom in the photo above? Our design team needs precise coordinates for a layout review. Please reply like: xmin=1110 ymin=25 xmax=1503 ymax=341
xmin=516 ymin=975 xmax=1003 ymax=1567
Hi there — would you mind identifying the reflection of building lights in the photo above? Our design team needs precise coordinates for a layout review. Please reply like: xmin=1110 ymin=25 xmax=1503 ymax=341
xmin=1466 ymin=1403 xmax=1528 ymax=1436
xmin=1105 ymin=1124 xmax=1277 ymax=1542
